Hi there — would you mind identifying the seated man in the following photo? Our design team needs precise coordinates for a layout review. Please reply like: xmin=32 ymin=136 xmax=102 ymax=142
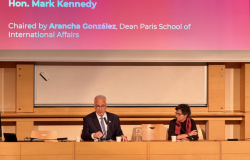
xmin=81 ymin=95 xmax=128 ymax=141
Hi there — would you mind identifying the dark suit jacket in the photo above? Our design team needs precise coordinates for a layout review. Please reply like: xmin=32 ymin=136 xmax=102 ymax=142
xmin=81 ymin=112 xmax=124 ymax=141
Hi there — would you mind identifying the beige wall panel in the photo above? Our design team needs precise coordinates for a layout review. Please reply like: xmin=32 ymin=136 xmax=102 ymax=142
xmin=75 ymin=142 xmax=147 ymax=155
xmin=76 ymin=155 xmax=147 ymax=160
xmin=21 ymin=155 xmax=73 ymax=160
xmin=16 ymin=64 xmax=34 ymax=113
xmin=206 ymin=120 xmax=225 ymax=140
xmin=3 ymin=68 xmax=16 ymax=112
xmin=222 ymin=154 xmax=250 ymax=160
xmin=16 ymin=121 xmax=34 ymax=140
xmin=21 ymin=143 xmax=74 ymax=155
xmin=0 ymin=143 xmax=20 ymax=155
xmin=233 ymin=124 xmax=240 ymax=139
xmin=221 ymin=141 xmax=250 ymax=153
xmin=0 ymin=156 xmax=20 ymax=160
xmin=149 ymin=142 xmax=220 ymax=154
xmin=150 ymin=155 xmax=220 ymax=160
xmin=208 ymin=64 xmax=225 ymax=111
xmin=245 ymin=64 xmax=250 ymax=111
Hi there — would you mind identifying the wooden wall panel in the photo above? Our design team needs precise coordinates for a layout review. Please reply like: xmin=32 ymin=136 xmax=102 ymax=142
xmin=245 ymin=64 xmax=250 ymax=111
xmin=240 ymin=113 xmax=250 ymax=139
xmin=21 ymin=155 xmax=72 ymax=160
xmin=4 ymin=68 xmax=16 ymax=112
xmin=206 ymin=120 xmax=225 ymax=140
xmin=208 ymin=64 xmax=225 ymax=111
xmin=16 ymin=121 xmax=34 ymax=140
xmin=16 ymin=64 xmax=34 ymax=113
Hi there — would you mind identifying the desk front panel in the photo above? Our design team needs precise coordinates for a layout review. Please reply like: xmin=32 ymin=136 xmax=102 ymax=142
xmin=221 ymin=141 xmax=250 ymax=160
xmin=75 ymin=142 xmax=147 ymax=155
xmin=149 ymin=141 xmax=220 ymax=154
xmin=21 ymin=142 xmax=74 ymax=155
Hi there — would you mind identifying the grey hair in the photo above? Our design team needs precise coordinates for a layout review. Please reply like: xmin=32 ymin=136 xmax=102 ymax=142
xmin=94 ymin=95 xmax=107 ymax=103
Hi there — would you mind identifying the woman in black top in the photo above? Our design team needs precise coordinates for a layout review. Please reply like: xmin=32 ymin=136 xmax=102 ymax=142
xmin=168 ymin=104 xmax=199 ymax=141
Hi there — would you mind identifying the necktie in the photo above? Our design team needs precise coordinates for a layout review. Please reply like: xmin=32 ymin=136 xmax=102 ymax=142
xmin=100 ymin=117 xmax=106 ymax=139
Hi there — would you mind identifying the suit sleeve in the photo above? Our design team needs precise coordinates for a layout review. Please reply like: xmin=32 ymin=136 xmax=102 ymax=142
xmin=114 ymin=115 xmax=124 ymax=137
xmin=81 ymin=117 xmax=93 ymax=141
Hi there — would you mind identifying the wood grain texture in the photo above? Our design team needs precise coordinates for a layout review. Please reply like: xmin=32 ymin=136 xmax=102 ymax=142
xmin=240 ymin=63 xmax=245 ymax=111
xmin=222 ymin=154 xmax=250 ymax=160
xmin=150 ymin=155 xmax=220 ymax=160
xmin=240 ymin=113 xmax=250 ymax=139
xmin=245 ymin=64 xmax=250 ymax=111
xmin=75 ymin=142 xmax=147 ymax=155
xmin=206 ymin=120 xmax=225 ymax=140
xmin=16 ymin=121 xmax=34 ymax=140
xmin=75 ymin=155 xmax=147 ymax=160
xmin=21 ymin=142 xmax=74 ymax=155
xmin=221 ymin=141 xmax=250 ymax=154
xmin=208 ymin=64 xmax=225 ymax=111
xmin=0 ymin=143 xmax=20 ymax=155
xmin=21 ymin=155 xmax=73 ymax=160
xmin=149 ymin=141 xmax=220 ymax=154
xmin=16 ymin=64 xmax=34 ymax=113
xmin=0 ymin=156 xmax=20 ymax=160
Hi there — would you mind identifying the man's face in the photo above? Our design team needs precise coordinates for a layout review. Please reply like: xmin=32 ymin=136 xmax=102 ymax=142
xmin=94 ymin=98 xmax=107 ymax=116
xmin=175 ymin=109 xmax=187 ymax=122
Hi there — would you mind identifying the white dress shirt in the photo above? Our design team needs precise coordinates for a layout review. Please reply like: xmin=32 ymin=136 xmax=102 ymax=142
xmin=91 ymin=112 xmax=108 ymax=139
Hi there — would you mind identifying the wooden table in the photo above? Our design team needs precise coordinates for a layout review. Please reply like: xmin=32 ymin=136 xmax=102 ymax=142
xmin=0 ymin=141 xmax=249 ymax=160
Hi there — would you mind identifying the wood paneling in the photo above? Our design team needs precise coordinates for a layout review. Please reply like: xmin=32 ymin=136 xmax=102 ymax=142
xmin=240 ymin=113 xmax=250 ymax=139
xmin=150 ymin=155 xmax=220 ymax=160
xmin=208 ymin=64 xmax=225 ymax=111
xmin=21 ymin=155 xmax=73 ymax=160
xmin=75 ymin=155 xmax=147 ymax=160
xmin=0 ymin=156 xmax=20 ymax=160
xmin=149 ymin=141 xmax=220 ymax=154
xmin=4 ymin=68 xmax=16 ymax=112
xmin=75 ymin=142 xmax=147 ymax=155
xmin=0 ymin=143 xmax=20 ymax=155
xmin=206 ymin=120 xmax=225 ymax=140
xmin=221 ymin=141 xmax=250 ymax=153
xmin=16 ymin=64 xmax=34 ymax=113
xmin=16 ymin=121 xmax=34 ymax=140
xmin=245 ymin=64 xmax=250 ymax=111
xmin=222 ymin=154 xmax=250 ymax=160
xmin=21 ymin=143 xmax=74 ymax=155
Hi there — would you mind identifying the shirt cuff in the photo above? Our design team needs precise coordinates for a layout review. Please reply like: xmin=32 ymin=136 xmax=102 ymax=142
xmin=91 ymin=133 xmax=97 ymax=140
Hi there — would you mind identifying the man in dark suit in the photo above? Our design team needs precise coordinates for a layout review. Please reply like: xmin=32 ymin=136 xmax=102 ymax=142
xmin=81 ymin=95 xmax=128 ymax=141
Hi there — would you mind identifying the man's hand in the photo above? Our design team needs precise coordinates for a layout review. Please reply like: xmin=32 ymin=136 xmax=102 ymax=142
xmin=121 ymin=135 xmax=128 ymax=142
xmin=93 ymin=131 xmax=103 ymax=139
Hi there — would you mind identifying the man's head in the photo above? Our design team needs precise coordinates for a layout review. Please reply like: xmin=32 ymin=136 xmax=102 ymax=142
xmin=94 ymin=95 xmax=107 ymax=116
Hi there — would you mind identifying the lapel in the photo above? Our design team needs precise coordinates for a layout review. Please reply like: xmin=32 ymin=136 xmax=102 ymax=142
xmin=91 ymin=112 xmax=103 ymax=133
xmin=107 ymin=112 xmax=112 ymax=138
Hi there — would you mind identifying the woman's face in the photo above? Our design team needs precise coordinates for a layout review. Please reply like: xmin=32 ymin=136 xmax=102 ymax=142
xmin=175 ymin=109 xmax=188 ymax=122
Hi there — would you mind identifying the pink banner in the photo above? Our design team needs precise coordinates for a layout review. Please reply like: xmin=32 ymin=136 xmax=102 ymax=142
xmin=0 ymin=0 xmax=249 ymax=49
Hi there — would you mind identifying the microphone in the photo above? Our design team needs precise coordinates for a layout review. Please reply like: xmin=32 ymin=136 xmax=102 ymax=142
xmin=175 ymin=122 xmax=194 ymax=141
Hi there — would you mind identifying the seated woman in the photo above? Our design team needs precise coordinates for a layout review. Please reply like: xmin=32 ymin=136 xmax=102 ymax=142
xmin=168 ymin=104 xmax=199 ymax=141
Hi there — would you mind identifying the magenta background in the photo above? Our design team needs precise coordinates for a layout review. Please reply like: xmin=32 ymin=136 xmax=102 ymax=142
xmin=0 ymin=0 xmax=249 ymax=50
